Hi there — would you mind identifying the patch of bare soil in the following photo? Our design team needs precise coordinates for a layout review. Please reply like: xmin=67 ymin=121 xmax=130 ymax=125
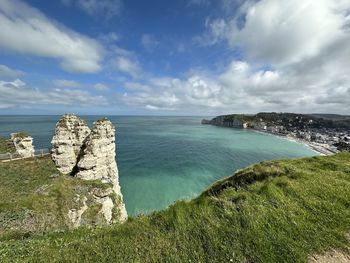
xmin=309 ymin=233 xmax=350 ymax=263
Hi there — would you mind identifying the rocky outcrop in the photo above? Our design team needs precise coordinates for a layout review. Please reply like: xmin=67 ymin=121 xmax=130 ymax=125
xmin=76 ymin=118 xmax=127 ymax=222
xmin=51 ymin=114 xmax=90 ymax=174
xmin=51 ymin=114 xmax=127 ymax=226
xmin=68 ymin=195 xmax=88 ymax=228
xmin=11 ymin=133 xmax=35 ymax=158
xmin=201 ymin=115 xmax=244 ymax=128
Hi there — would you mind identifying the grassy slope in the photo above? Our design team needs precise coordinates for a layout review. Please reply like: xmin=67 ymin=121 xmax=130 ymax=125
xmin=0 ymin=156 xmax=116 ymax=240
xmin=0 ymin=153 xmax=350 ymax=262
xmin=0 ymin=137 xmax=15 ymax=153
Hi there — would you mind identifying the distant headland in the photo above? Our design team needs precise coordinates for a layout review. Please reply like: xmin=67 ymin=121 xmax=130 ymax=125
xmin=202 ymin=112 xmax=350 ymax=155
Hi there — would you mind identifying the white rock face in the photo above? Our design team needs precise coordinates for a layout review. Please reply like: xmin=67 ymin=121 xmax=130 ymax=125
xmin=92 ymin=188 xmax=115 ymax=223
xmin=76 ymin=118 xmax=127 ymax=222
xmin=68 ymin=195 xmax=88 ymax=228
xmin=51 ymin=114 xmax=127 ymax=225
xmin=11 ymin=133 xmax=35 ymax=158
xmin=51 ymin=114 xmax=90 ymax=174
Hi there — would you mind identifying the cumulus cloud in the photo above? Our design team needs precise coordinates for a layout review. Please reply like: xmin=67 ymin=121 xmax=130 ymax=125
xmin=98 ymin=32 xmax=119 ymax=44
xmin=203 ymin=0 xmax=350 ymax=66
xmin=121 ymin=74 xmax=222 ymax=111
xmin=0 ymin=0 xmax=103 ymax=73
xmin=0 ymin=79 xmax=108 ymax=108
xmin=62 ymin=0 xmax=122 ymax=19
xmin=2 ymin=0 xmax=350 ymax=115
xmin=0 ymin=64 xmax=24 ymax=78
xmin=94 ymin=83 xmax=110 ymax=91
xmin=145 ymin=104 xmax=160 ymax=110
xmin=113 ymin=56 xmax=140 ymax=78
xmin=120 ymin=50 xmax=350 ymax=114
xmin=124 ymin=82 xmax=151 ymax=92
xmin=53 ymin=79 xmax=81 ymax=88
xmin=119 ymin=0 xmax=350 ymax=114
xmin=168 ymin=0 xmax=349 ymax=114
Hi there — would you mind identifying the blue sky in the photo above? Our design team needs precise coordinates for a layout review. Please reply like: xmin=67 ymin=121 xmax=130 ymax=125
xmin=0 ymin=0 xmax=350 ymax=115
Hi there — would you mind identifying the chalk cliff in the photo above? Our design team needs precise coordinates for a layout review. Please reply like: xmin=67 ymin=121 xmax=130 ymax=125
xmin=11 ymin=133 xmax=35 ymax=158
xmin=51 ymin=114 xmax=127 ymax=226
xmin=76 ymin=118 xmax=127 ymax=222
xmin=201 ymin=115 xmax=245 ymax=128
xmin=51 ymin=114 xmax=90 ymax=174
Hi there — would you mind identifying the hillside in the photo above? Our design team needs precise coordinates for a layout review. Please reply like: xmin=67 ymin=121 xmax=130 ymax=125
xmin=0 ymin=155 xmax=124 ymax=238
xmin=0 ymin=137 xmax=15 ymax=154
xmin=203 ymin=112 xmax=350 ymax=129
xmin=1 ymin=153 xmax=350 ymax=262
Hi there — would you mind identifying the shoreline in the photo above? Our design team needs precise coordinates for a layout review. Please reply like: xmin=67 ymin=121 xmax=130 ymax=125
xmin=252 ymin=129 xmax=335 ymax=156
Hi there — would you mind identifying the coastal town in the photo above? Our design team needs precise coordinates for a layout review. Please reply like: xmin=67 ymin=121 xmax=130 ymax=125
xmin=202 ymin=113 xmax=350 ymax=155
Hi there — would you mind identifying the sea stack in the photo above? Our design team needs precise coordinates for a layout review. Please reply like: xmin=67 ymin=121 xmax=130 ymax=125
xmin=51 ymin=114 xmax=127 ymax=224
xmin=51 ymin=114 xmax=90 ymax=174
xmin=76 ymin=118 xmax=127 ymax=222
xmin=11 ymin=133 xmax=35 ymax=158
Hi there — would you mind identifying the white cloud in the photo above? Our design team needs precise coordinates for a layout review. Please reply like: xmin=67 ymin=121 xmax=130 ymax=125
xmin=203 ymin=0 xmax=350 ymax=66
xmin=53 ymin=79 xmax=81 ymax=88
xmin=94 ymin=83 xmax=110 ymax=91
xmin=113 ymin=56 xmax=140 ymax=78
xmin=119 ymin=47 xmax=350 ymax=114
xmin=0 ymin=64 xmax=24 ymax=78
xmin=122 ymin=80 xmax=180 ymax=111
xmin=62 ymin=0 xmax=122 ymax=19
xmin=99 ymin=32 xmax=119 ymax=44
xmin=145 ymin=104 xmax=159 ymax=110
xmin=141 ymin=34 xmax=159 ymax=51
xmin=0 ymin=0 xmax=103 ymax=73
xmin=124 ymin=82 xmax=151 ymax=92
xmin=121 ymin=75 xmax=222 ymax=111
xmin=0 ymin=79 xmax=108 ymax=108
xmin=187 ymin=76 xmax=219 ymax=99
xmin=162 ymin=0 xmax=349 ymax=114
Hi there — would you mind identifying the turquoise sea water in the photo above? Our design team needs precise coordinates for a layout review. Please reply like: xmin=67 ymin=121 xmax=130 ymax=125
xmin=0 ymin=116 xmax=317 ymax=215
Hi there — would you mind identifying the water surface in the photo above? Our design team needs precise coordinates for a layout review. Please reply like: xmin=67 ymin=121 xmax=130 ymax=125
xmin=0 ymin=116 xmax=317 ymax=215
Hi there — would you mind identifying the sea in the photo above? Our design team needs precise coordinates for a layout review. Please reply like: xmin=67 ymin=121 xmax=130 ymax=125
xmin=0 ymin=115 xmax=318 ymax=216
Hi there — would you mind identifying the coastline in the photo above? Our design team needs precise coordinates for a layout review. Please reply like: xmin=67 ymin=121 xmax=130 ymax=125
xmin=252 ymin=129 xmax=335 ymax=156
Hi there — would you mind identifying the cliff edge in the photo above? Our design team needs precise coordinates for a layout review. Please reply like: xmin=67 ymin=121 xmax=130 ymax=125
xmin=1 ymin=153 xmax=349 ymax=262
xmin=51 ymin=114 xmax=127 ymax=226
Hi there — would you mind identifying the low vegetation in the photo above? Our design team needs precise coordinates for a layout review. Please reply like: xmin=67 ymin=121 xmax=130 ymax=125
xmin=11 ymin=132 xmax=31 ymax=139
xmin=0 ymin=153 xmax=349 ymax=262
xmin=0 ymin=156 xmax=117 ymax=241
xmin=0 ymin=137 xmax=15 ymax=154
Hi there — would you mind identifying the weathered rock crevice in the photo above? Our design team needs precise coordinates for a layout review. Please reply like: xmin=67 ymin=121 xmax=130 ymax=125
xmin=51 ymin=114 xmax=90 ymax=175
xmin=51 ymin=114 xmax=127 ymax=227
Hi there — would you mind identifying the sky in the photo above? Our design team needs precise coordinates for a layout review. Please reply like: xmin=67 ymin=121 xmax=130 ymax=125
xmin=0 ymin=0 xmax=350 ymax=115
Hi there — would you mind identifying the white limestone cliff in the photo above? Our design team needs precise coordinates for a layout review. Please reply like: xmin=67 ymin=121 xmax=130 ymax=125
xmin=11 ymin=133 xmax=35 ymax=158
xmin=51 ymin=114 xmax=90 ymax=174
xmin=51 ymin=114 xmax=127 ymax=226
xmin=76 ymin=118 xmax=127 ymax=222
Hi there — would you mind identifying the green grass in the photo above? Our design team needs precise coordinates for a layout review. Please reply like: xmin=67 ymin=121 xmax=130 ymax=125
xmin=0 ymin=156 xmax=119 ymax=241
xmin=0 ymin=137 xmax=15 ymax=153
xmin=1 ymin=153 xmax=350 ymax=262
xmin=11 ymin=132 xmax=31 ymax=139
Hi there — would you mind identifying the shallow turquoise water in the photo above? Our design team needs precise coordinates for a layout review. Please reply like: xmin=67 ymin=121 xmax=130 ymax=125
xmin=0 ymin=116 xmax=317 ymax=215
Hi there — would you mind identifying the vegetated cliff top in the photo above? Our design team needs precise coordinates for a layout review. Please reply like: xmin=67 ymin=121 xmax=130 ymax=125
xmin=0 ymin=156 xmax=120 ymax=238
xmin=11 ymin=132 xmax=31 ymax=139
xmin=1 ymin=153 xmax=350 ymax=262
xmin=213 ymin=112 xmax=350 ymax=129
